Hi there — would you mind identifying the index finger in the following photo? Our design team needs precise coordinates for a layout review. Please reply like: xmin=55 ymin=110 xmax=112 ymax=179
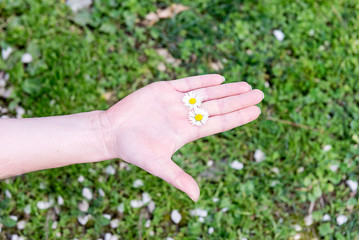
xmin=171 ymin=74 xmax=225 ymax=92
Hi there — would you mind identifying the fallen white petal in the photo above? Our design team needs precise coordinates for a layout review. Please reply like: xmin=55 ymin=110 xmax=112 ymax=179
xmin=0 ymin=87 xmax=12 ymax=98
xmin=52 ymin=221 xmax=57 ymax=229
xmin=11 ymin=234 xmax=19 ymax=240
xmin=37 ymin=200 xmax=53 ymax=210
xmin=304 ymin=214 xmax=313 ymax=226
xmin=157 ymin=62 xmax=166 ymax=72
xmin=110 ymin=235 xmax=118 ymax=240
xmin=117 ymin=203 xmax=124 ymax=213
xmin=190 ymin=209 xmax=208 ymax=217
xmin=5 ymin=190 xmax=12 ymax=198
xmin=133 ymin=179 xmax=143 ymax=188
xmin=323 ymin=145 xmax=332 ymax=152
xmin=147 ymin=201 xmax=155 ymax=213
xmin=54 ymin=206 xmax=60 ymax=215
xmin=21 ymin=53 xmax=33 ymax=63
xmin=336 ymin=215 xmax=348 ymax=226
xmin=210 ymin=61 xmax=224 ymax=71
xmin=104 ymin=233 xmax=112 ymax=240
xmin=39 ymin=182 xmax=46 ymax=189
xmin=273 ymin=30 xmax=285 ymax=41
xmin=77 ymin=215 xmax=89 ymax=225
xmin=0 ymin=78 xmax=5 ymax=88
xmin=212 ymin=197 xmax=219 ymax=203
xmin=24 ymin=205 xmax=31 ymax=215
xmin=293 ymin=224 xmax=302 ymax=231
xmin=346 ymin=180 xmax=358 ymax=192
xmin=130 ymin=199 xmax=143 ymax=208
xmin=105 ymin=165 xmax=116 ymax=175
xmin=322 ymin=214 xmax=331 ymax=221
xmin=272 ymin=167 xmax=280 ymax=174
xmin=254 ymin=149 xmax=266 ymax=162
xmin=171 ymin=210 xmax=182 ymax=224
xmin=78 ymin=200 xmax=89 ymax=212
xmin=15 ymin=106 xmax=25 ymax=118
xmin=198 ymin=217 xmax=205 ymax=222
xmin=297 ymin=167 xmax=305 ymax=173
xmin=208 ymin=227 xmax=214 ymax=234
xmin=142 ymin=192 xmax=151 ymax=204
xmin=221 ymin=208 xmax=229 ymax=212
xmin=294 ymin=233 xmax=301 ymax=240
xmin=2 ymin=47 xmax=13 ymax=60
xmin=66 ymin=0 xmax=92 ymax=13
xmin=78 ymin=175 xmax=85 ymax=183
xmin=207 ymin=160 xmax=214 ymax=167
xmin=119 ymin=162 xmax=129 ymax=170
xmin=103 ymin=214 xmax=111 ymax=220
xmin=98 ymin=188 xmax=105 ymax=197
xmin=17 ymin=220 xmax=26 ymax=230
xmin=230 ymin=160 xmax=243 ymax=170
xmin=145 ymin=219 xmax=151 ymax=228
xmin=166 ymin=238 xmax=174 ymax=240
xmin=57 ymin=196 xmax=64 ymax=205
xmin=110 ymin=219 xmax=120 ymax=228
xmin=329 ymin=164 xmax=339 ymax=172
xmin=82 ymin=187 xmax=93 ymax=200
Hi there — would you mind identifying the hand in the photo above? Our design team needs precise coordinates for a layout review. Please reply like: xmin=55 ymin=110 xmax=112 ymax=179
xmin=104 ymin=74 xmax=264 ymax=201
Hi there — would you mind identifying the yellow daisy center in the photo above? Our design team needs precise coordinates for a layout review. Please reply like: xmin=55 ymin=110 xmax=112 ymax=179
xmin=189 ymin=98 xmax=197 ymax=105
xmin=195 ymin=114 xmax=203 ymax=121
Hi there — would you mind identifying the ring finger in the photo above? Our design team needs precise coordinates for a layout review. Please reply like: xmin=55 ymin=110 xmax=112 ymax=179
xmin=202 ymin=89 xmax=264 ymax=116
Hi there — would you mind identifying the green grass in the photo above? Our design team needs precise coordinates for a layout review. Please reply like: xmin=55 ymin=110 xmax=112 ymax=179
xmin=1 ymin=0 xmax=359 ymax=239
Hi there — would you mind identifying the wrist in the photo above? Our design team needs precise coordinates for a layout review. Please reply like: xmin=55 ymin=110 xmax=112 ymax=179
xmin=89 ymin=110 xmax=118 ymax=161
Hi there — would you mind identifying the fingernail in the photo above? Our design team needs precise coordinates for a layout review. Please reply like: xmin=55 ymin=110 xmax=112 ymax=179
xmin=222 ymin=76 xmax=225 ymax=82
xmin=262 ymin=91 xmax=265 ymax=98
xmin=189 ymin=194 xmax=198 ymax=202
xmin=189 ymin=184 xmax=200 ymax=202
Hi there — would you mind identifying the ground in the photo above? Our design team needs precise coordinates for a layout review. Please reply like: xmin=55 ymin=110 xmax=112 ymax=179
xmin=0 ymin=0 xmax=359 ymax=239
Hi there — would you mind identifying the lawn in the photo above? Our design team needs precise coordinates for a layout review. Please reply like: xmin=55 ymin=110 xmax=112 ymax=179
xmin=1 ymin=0 xmax=359 ymax=239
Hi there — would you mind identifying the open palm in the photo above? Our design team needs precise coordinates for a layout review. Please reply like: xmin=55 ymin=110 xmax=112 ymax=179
xmin=105 ymin=74 xmax=263 ymax=201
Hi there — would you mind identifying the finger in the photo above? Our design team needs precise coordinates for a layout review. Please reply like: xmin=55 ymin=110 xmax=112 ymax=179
xmin=146 ymin=159 xmax=200 ymax=202
xmin=195 ymin=82 xmax=252 ymax=101
xmin=203 ymin=89 xmax=264 ymax=116
xmin=198 ymin=106 xmax=261 ymax=138
xmin=171 ymin=74 xmax=224 ymax=92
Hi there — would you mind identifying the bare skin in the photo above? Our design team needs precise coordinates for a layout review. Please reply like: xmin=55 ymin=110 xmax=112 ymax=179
xmin=0 ymin=74 xmax=263 ymax=201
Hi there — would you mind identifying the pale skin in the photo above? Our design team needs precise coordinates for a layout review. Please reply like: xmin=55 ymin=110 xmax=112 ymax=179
xmin=0 ymin=74 xmax=264 ymax=201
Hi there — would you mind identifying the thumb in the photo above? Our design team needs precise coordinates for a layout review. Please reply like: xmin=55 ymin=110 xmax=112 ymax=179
xmin=148 ymin=159 xmax=200 ymax=202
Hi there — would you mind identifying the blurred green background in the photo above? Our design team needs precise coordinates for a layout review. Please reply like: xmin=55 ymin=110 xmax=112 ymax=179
xmin=1 ymin=0 xmax=359 ymax=239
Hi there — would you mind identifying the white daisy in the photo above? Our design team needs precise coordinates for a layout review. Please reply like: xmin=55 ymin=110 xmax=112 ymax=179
xmin=188 ymin=107 xmax=209 ymax=127
xmin=182 ymin=91 xmax=203 ymax=109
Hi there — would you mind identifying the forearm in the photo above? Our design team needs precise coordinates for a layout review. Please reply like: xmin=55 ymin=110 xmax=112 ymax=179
xmin=0 ymin=110 xmax=114 ymax=179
